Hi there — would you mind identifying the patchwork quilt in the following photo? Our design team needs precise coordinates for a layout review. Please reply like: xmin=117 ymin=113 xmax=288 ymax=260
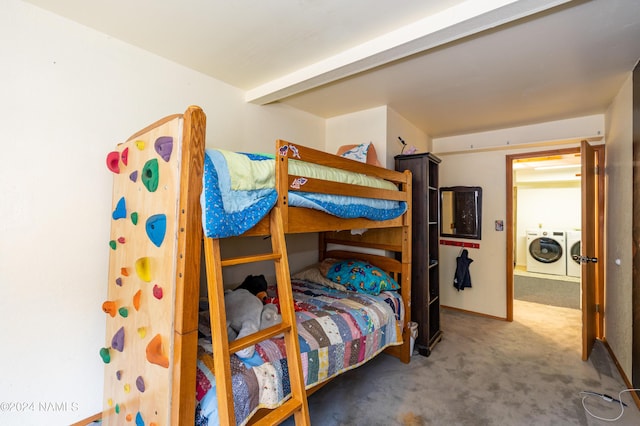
xmin=195 ymin=279 xmax=404 ymax=426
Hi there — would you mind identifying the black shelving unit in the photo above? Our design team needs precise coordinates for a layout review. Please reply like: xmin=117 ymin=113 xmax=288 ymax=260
xmin=395 ymin=152 xmax=442 ymax=356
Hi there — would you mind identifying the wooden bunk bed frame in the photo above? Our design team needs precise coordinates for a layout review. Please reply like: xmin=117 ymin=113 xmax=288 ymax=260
xmin=99 ymin=105 xmax=412 ymax=426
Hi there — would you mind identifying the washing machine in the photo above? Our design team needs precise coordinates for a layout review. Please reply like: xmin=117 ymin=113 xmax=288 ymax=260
xmin=566 ymin=230 xmax=581 ymax=277
xmin=526 ymin=229 xmax=567 ymax=276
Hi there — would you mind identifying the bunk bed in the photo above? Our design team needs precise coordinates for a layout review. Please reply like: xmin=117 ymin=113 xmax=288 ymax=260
xmin=100 ymin=105 xmax=413 ymax=426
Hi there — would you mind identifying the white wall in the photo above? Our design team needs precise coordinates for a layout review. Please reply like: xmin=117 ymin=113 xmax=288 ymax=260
xmin=325 ymin=106 xmax=387 ymax=158
xmin=433 ymin=115 xmax=604 ymax=318
xmin=603 ymin=73 xmax=633 ymax=378
xmin=515 ymin=184 xmax=581 ymax=267
xmin=386 ymin=107 xmax=430 ymax=167
xmin=0 ymin=1 xmax=324 ymax=424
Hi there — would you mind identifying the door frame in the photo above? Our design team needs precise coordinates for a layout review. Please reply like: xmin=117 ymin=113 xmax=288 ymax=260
xmin=505 ymin=146 xmax=605 ymax=345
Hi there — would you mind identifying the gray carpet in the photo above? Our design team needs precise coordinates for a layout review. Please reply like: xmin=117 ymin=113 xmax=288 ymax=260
xmin=282 ymin=300 xmax=640 ymax=426
xmin=514 ymin=274 xmax=580 ymax=309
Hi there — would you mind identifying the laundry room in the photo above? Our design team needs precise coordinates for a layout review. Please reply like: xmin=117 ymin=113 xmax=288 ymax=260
xmin=513 ymin=154 xmax=582 ymax=309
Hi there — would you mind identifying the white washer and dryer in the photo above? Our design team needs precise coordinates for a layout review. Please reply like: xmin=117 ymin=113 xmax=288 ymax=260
xmin=526 ymin=229 xmax=567 ymax=276
xmin=566 ymin=230 xmax=581 ymax=278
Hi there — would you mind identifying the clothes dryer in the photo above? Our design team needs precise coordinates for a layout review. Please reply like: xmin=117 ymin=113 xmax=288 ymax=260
xmin=526 ymin=229 xmax=567 ymax=276
xmin=566 ymin=230 xmax=581 ymax=278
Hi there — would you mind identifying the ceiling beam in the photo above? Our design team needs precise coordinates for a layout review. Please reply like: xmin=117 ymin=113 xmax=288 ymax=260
xmin=245 ymin=0 xmax=571 ymax=105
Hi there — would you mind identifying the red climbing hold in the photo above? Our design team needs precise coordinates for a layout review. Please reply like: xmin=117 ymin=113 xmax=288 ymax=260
xmin=153 ymin=284 xmax=163 ymax=300
xmin=106 ymin=151 xmax=120 ymax=174
xmin=121 ymin=147 xmax=129 ymax=166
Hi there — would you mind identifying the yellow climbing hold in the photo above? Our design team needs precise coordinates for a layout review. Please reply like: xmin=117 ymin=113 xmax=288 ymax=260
xmin=124 ymin=383 xmax=130 ymax=393
xmin=135 ymin=140 xmax=145 ymax=150
xmin=137 ymin=327 xmax=147 ymax=338
xmin=135 ymin=257 xmax=152 ymax=282
xmin=107 ymin=398 xmax=113 ymax=407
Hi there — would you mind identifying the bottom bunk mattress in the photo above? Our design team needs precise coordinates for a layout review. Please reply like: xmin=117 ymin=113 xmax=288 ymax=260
xmin=195 ymin=279 xmax=405 ymax=426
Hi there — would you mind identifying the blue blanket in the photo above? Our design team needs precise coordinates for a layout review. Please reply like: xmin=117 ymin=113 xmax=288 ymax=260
xmin=201 ymin=149 xmax=407 ymax=238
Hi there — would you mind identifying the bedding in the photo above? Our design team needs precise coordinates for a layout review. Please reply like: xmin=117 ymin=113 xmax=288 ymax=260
xmin=194 ymin=279 xmax=405 ymax=426
xmin=201 ymin=149 xmax=407 ymax=238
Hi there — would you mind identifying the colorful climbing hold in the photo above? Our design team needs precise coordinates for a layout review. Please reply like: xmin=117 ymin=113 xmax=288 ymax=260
xmin=112 ymin=327 xmax=125 ymax=352
xmin=121 ymin=147 xmax=129 ymax=166
xmin=115 ymin=277 xmax=123 ymax=286
xmin=118 ymin=307 xmax=129 ymax=318
xmin=129 ymin=170 xmax=138 ymax=183
xmin=135 ymin=412 xmax=145 ymax=426
xmin=116 ymin=370 xmax=122 ymax=381
xmin=126 ymin=413 xmax=133 ymax=421
xmin=106 ymin=151 xmax=120 ymax=174
xmin=135 ymin=257 xmax=152 ymax=282
xmin=133 ymin=289 xmax=141 ymax=311
xmin=102 ymin=301 xmax=117 ymax=317
xmin=135 ymin=376 xmax=145 ymax=393
xmin=155 ymin=136 xmax=173 ymax=162
xmin=137 ymin=327 xmax=147 ymax=338
xmin=117 ymin=237 xmax=126 ymax=244
xmin=121 ymin=267 xmax=130 ymax=277
xmin=141 ymin=159 xmax=159 ymax=192
xmin=112 ymin=197 xmax=126 ymax=220
xmin=115 ymin=403 xmax=120 ymax=414
xmin=152 ymin=284 xmax=163 ymax=300
xmin=107 ymin=398 xmax=113 ymax=407
xmin=109 ymin=240 xmax=117 ymax=250
xmin=99 ymin=347 xmax=111 ymax=364
xmin=131 ymin=212 xmax=139 ymax=225
xmin=124 ymin=383 xmax=131 ymax=394
xmin=135 ymin=140 xmax=145 ymax=150
xmin=145 ymin=214 xmax=166 ymax=247
xmin=146 ymin=334 xmax=169 ymax=368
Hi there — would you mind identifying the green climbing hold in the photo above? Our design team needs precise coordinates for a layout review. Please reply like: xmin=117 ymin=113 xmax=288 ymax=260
xmin=115 ymin=403 xmax=120 ymax=414
xmin=118 ymin=307 xmax=129 ymax=318
xmin=99 ymin=347 xmax=111 ymax=364
xmin=131 ymin=212 xmax=138 ymax=225
xmin=141 ymin=159 xmax=159 ymax=192
xmin=109 ymin=240 xmax=117 ymax=250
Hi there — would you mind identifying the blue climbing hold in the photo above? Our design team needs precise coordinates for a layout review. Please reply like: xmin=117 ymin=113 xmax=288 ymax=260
xmin=135 ymin=411 xmax=145 ymax=426
xmin=112 ymin=197 xmax=126 ymax=220
xmin=145 ymin=214 xmax=167 ymax=247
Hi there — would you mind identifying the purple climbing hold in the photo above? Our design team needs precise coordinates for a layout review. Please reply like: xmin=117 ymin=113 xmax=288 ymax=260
xmin=112 ymin=326 xmax=125 ymax=352
xmin=115 ymin=277 xmax=123 ymax=286
xmin=116 ymin=370 xmax=123 ymax=380
xmin=112 ymin=197 xmax=126 ymax=220
xmin=136 ymin=376 xmax=145 ymax=393
xmin=129 ymin=170 xmax=138 ymax=182
xmin=155 ymin=136 xmax=173 ymax=162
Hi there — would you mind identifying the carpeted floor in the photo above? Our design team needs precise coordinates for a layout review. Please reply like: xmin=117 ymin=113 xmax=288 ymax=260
xmin=514 ymin=274 xmax=580 ymax=309
xmin=283 ymin=300 xmax=640 ymax=426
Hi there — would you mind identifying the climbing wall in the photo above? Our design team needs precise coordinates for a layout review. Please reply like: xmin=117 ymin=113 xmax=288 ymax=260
xmin=101 ymin=116 xmax=183 ymax=426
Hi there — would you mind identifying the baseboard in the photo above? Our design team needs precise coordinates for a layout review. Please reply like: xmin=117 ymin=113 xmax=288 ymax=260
xmin=440 ymin=305 xmax=507 ymax=321
xmin=601 ymin=338 xmax=640 ymax=409
xmin=69 ymin=412 xmax=101 ymax=426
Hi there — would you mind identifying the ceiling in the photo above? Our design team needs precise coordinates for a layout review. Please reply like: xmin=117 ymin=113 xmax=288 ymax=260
xmin=24 ymin=0 xmax=640 ymax=138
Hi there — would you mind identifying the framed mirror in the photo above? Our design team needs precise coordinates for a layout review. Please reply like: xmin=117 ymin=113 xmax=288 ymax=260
xmin=440 ymin=186 xmax=482 ymax=240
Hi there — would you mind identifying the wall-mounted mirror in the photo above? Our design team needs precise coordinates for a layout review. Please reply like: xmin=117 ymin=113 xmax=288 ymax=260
xmin=440 ymin=186 xmax=482 ymax=240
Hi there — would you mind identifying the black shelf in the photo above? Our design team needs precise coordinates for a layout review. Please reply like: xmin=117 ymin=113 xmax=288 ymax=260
xmin=395 ymin=152 xmax=442 ymax=357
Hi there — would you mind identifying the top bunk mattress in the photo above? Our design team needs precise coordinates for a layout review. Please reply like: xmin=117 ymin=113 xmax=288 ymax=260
xmin=201 ymin=148 xmax=407 ymax=238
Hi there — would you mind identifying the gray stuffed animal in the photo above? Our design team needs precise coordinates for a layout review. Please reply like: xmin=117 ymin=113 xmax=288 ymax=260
xmin=224 ymin=275 xmax=282 ymax=359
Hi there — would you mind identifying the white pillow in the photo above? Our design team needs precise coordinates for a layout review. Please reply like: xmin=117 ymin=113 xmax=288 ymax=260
xmin=339 ymin=142 xmax=370 ymax=163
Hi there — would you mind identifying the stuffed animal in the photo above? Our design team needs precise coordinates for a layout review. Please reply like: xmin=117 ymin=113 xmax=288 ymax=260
xmin=224 ymin=275 xmax=282 ymax=359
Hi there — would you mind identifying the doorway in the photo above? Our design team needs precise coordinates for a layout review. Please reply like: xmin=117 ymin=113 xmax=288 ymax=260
xmin=505 ymin=145 xmax=605 ymax=359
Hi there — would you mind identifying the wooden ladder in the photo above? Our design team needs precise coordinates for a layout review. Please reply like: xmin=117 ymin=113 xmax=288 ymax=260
xmin=203 ymin=205 xmax=310 ymax=426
